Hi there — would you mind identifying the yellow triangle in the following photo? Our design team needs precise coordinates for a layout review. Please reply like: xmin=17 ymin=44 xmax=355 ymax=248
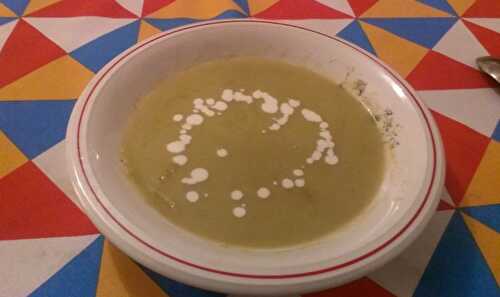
xmin=0 ymin=3 xmax=16 ymax=17
xmin=138 ymin=20 xmax=162 ymax=43
xmin=462 ymin=141 xmax=500 ymax=207
xmin=0 ymin=131 xmax=27 ymax=178
xmin=148 ymin=0 xmax=244 ymax=19
xmin=96 ymin=240 xmax=170 ymax=297
xmin=0 ymin=55 xmax=94 ymax=100
xmin=448 ymin=0 xmax=475 ymax=16
xmin=360 ymin=22 xmax=428 ymax=77
xmin=462 ymin=213 xmax=500 ymax=284
xmin=24 ymin=0 xmax=62 ymax=15
xmin=247 ymin=0 xmax=280 ymax=15
xmin=362 ymin=0 xmax=451 ymax=18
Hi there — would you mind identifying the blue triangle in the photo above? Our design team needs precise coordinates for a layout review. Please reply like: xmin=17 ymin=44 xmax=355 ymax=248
xmin=0 ymin=100 xmax=75 ymax=159
xmin=337 ymin=20 xmax=376 ymax=56
xmin=362 ymin=17 xmax=457 ymax=48
xmin=146 ymin=10 xmax=246 ymax=31
xmin=1 ymin=0 xmax=29 ymax=15
xmin=29 ymin=236 xmax=104 ymax=297
xmin=140 ymin=265 xmax=225 ymax=297
xmin=418 ymin=0 xmax=457 ymax=16
xmin=70 ymin=21 xmax=140 ymax=73
xmin=492 ymin=120 xmax=500 ymax=142
xmin=414 ymin=212 xmax=498 ymax=297
xmin=0 ymin=17 xmax=15 ymax=26
xmin=145 ymin=18 xmax=197 ymax=31
xmin=462 ymin=205 xmax=500 ymax=233
xmin=232 ymin=0 xmax=249 ymax=14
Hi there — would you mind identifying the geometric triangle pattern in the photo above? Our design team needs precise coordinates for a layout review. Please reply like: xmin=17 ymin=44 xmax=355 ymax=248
xmin=1 ymin=1 xmax=499 ymax=297
xmin=413 ymin=212 xmax=499 ymax=297
xmin=28 ymin=236 xmax=104 ymax=297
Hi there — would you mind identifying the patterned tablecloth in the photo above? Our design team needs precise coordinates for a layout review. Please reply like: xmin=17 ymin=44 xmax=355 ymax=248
xmin=0 ymin=0 xmax=499 ymax=296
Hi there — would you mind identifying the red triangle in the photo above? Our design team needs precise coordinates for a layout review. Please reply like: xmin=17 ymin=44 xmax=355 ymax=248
xmin=438 ymin=199 xmax=455 ymax=211
xmin=463 ymin=20 xmax=500 ymax=56
xmin=348 ymin=0 xmax=378 ymax=16
xmin=305 ymin=277 xmax=396 ymax=297
xmin=0 ymin=20 xmax=65 ymax=88
xmin=0 ymin=162 xmax=98 ymax=240
xmin=463 ymin=0 xmax=500 ymax=18
xmin=28 ymin=0 xmax=136 ymax=17
xmin=406 ymin=50 xmax=497 ymax=90
xmin=255 ymin=0 xmax=352 ymax=19
xmin=142 ymin=0 xmax=175 ymax=16
xmin=431 ymin=111 xmax=490 ymax=206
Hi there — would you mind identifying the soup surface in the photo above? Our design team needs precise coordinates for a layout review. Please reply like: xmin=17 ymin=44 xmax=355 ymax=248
xmin=122 ymin=58 xmax=385 ymax=248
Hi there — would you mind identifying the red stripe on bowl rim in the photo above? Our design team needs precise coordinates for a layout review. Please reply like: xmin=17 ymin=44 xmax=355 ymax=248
xmin=76 ymin=20 xmax=438 ymax=279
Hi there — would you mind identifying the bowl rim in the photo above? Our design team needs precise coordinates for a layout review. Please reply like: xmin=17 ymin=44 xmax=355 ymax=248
xmin=68 ymin=19 xmax=441 ymax=280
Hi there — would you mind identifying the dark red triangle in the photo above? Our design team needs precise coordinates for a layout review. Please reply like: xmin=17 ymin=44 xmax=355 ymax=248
xmin=255 ymin=0 xmax=352 ymax=19
xmin=142 ymin=0 xmax=175 ymax=16
xmin=431 ymin=111 xmax=490 ymax=206
xmin=0 ymin=20 xmax=65 ymax=88
xmin=463 ymin=20 xmax=500 ymax=56
xmin=28 ymin=0 xmax=136 ymax=17
xmin=438 ymin=199 xmax=455 ymax=211
xmin=348 ymin=0 xmax=378 ymax=16
xmin=406 ymin=50 xmax=497 ymax=90
xmin=463 ymin=0 xmax=500 ymax=18
xmin=0 ymin=162 xmax=98 ymax=240
xmin=305 ymin=277 xmax=396 ymax=297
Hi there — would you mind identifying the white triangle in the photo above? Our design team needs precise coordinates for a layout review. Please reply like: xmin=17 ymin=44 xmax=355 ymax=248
xmin=369 ymin=210 xmax=454 ymax=297
xmin=24 ymin=17 xmax=135 ymax=53
xmin=316 ymin=0 xmax=354 ymax=16
xmin=465 ymin=18 xmax=500 ymax=34
xmin=433 ymin=20 xmax=488 ymax=68
xmin=419 ymin=88 xmax=500 ymax=138
xmin=0 ymin=19 xmax=17 ymax=53
xmin=0 ymin=235 xmax=98 ymax=297
xmin=279 ymin=19 xmax=352 ymax=37
xmin=33 ymin=140 xmax=81 ymax=209
xmin=116 ymin=0 xmax=144 ymax=17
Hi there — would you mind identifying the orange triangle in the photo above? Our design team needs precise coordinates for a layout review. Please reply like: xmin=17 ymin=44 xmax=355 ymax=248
xmin=24 ymin=0 xmax=62 ymax=15
xmin=360 ymin=21 xmax=428 ymax=77
xmin=0 ymin=131 xmax=27 ymax=178
xmin=147 ymin=0 xmax=243 ymax=19
xmin=247 ymin=0 xmax=281 ymax=15
xmin=462 ymin=213 xmax=500 ymax=283
xmin=447 ymin=0 xmax=475 ymax=16
xmin=138 ymin=20 xmax=161 ymax=42
xmin=362 ymin=0 xmax=451 ymax=17
xmin=0 ymin=3 xmax=16 ymax=17
xmin=0 ymin=55 xmax=93 ymax=100
xmin=462 ymin=141 xmax=500 ymax=207
xmin=96 ymin=240 xmax=169 ymax=297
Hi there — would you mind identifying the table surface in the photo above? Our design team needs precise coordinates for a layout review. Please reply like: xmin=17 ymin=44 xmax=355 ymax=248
xmin=0 ymin=1 xmax=499 ymax=297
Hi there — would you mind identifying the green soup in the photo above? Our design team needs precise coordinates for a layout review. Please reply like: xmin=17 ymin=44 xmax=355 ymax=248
xmin=122 ymin=58 xmax=385 ymax=248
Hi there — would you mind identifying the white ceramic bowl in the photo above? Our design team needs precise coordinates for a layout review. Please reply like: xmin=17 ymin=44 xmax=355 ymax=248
xmin=66 ymin=20 xmax=445 ymax=295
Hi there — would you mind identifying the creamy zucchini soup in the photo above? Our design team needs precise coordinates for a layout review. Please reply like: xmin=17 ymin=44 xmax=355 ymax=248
xmin=121 ymin=58 xmax=385 ymax=248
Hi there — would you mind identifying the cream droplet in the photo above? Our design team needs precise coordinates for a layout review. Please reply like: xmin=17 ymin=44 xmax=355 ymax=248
xmin=230 ymin=190 xmax=244 ymax=200
xmin=295 ymin=179 xmax=305 ymax=187
xmin=233 ymin=206 xmax=246 ymax=218
xmin=217 ymin=148 xmax=228 ymax=157
xmin=172 ymin=155 xmax=188 ymax=166
xmin=173 ymin=114 xmax=183 ymax=122
xmin=257 ymin=187 xmax=270 ymax=199
xmin=293 ymin=169 xmax=304 ymax=176
xmin=186 ymin=191 xmax=199 ymax=202
xmin=282 ymin=178 xmax=294 ymax=189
